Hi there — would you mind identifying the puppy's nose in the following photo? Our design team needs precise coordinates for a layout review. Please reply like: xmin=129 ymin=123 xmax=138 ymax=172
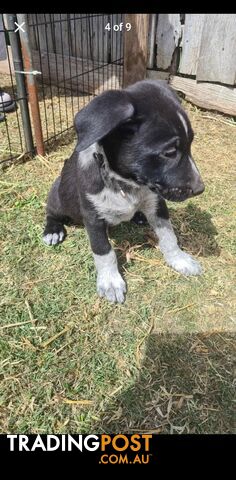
xmin=192 ymin=177 xmax=205 ymax=196
xmin=188 ymin=156 xmax=205 ymax=196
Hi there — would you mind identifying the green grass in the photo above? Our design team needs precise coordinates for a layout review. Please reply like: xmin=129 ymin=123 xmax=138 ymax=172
xmin=0 ymin=102 xmax=236 ymax=433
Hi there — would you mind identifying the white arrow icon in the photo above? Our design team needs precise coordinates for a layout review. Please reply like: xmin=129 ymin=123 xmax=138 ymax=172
xmin=14 ymin=22 xmax=25 ymax=33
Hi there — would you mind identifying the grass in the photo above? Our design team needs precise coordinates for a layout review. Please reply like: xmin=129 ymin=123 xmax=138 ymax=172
xmin=0 ymin=100 xmax=236 ymax=434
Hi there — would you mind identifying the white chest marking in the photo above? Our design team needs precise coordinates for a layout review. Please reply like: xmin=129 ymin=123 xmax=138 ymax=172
xmin=87 ymin=186 xmax=157 ymax=225
xmin=87 ymin=188 xmax=140 ymax=225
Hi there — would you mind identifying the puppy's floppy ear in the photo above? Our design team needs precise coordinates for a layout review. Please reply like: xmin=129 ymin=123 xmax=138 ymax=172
xmin=74 ymin=90 xmax=134 ymax=152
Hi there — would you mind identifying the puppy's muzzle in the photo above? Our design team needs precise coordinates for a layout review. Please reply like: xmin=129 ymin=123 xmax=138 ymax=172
xmin=159 ymin=159 xmax=205 ymax=202
xmin=154 ymin=176 xmax=205 ymax=202
xmin=160 ymin=185 xmax=204 ymax=202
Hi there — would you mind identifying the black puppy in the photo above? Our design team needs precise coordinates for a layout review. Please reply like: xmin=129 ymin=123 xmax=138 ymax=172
xmin=43 ymin=80 xmax=205 ymax=303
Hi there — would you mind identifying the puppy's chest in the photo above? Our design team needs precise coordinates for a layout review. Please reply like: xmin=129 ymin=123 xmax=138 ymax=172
xmin=87 ymin=187 xmax=144 ymax=225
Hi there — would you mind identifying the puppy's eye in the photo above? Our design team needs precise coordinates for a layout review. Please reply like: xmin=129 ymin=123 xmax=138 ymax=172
xmin=163 ymin=147 xmax=177 ymax=157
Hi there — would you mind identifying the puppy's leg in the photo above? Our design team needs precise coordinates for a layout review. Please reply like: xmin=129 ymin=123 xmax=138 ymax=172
xmin=143 ymin=197 xmax=202 ymax=276
xmin=43 ymin=177 xmax=67 ymax=246
xmin=85 ymin=218 xmax=126 ymax=303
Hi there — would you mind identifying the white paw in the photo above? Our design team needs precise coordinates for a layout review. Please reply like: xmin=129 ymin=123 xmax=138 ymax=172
xmin=165 ymin=250 xmax=202 ymax=276
xmin=97 ymin=272 xmax=126 ymax=303
xmin=43 ymin=231 xmax=65 ymax=246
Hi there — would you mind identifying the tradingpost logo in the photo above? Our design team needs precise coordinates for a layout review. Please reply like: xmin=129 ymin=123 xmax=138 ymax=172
xmin=7 ymin=434 xmax=153 ymax=464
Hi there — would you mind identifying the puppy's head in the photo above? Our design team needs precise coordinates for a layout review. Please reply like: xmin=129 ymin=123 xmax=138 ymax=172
xmin=75 ymin=80 xmax=204 ymax=202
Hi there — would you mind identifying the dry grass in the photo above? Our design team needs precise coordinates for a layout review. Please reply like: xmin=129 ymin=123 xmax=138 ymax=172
xmin=0 ymin=81 xmax=235 ymax=433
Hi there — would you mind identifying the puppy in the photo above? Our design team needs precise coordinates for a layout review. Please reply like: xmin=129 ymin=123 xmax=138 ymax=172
xmin=43 ymin=80 xmax=205 ymax=303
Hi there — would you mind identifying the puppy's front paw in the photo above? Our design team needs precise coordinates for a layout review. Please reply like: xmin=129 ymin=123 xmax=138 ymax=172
xmin=165 ymin=250 xmax=202 ymax=276
xmin=97 ymin=272 xmax=126 ymax=304
xmin=43 ymin=231 xmax=65 ymax=246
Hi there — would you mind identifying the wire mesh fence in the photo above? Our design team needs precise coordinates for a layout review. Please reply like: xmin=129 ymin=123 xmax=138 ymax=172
xmin=0 ymin=14 xmax=33 ymax=164
xmin=0 ymin=13 xmax=124 ymax=165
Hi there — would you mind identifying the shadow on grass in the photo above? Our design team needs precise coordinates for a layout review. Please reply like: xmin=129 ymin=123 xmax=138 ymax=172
xmin=170 ymin=203 xmax=220 ymax=257
xmin=109 ymin=203 xmax=220 ymax=268
xmin=95 ymin=331 xmax=235 ymax=434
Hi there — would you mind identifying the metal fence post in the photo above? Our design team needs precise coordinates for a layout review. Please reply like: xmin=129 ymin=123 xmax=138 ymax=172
xmin=16 ymin=13 xmax=45 ymax=156
xmin=5 ymin=14 xmax=34 ymax=155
